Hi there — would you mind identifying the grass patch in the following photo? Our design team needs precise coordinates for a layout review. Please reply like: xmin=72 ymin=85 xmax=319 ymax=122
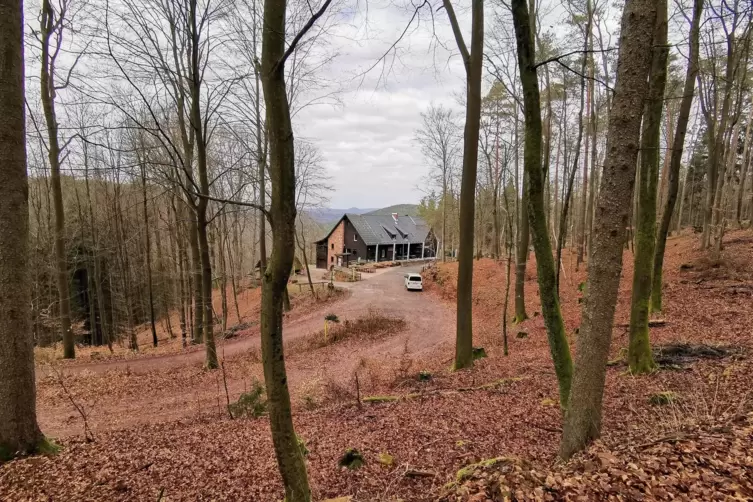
xmin=0 ymin=437 xmax=60 ymax=462
xmin=649 ymin=391 xmax=678 ymax=406
xmin=290 ymin=310 xmax=406 ymax=353
xmin=456 ymin=457 xmax=517 ymax=482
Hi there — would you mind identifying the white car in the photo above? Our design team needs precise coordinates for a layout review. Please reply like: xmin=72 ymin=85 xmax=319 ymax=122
xmin=404 ymin=273 xmax=423 ymax=291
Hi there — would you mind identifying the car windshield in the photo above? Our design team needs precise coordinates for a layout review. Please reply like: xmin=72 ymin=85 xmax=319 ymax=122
xmin=409 ymin=275 xmax=421 ymax=282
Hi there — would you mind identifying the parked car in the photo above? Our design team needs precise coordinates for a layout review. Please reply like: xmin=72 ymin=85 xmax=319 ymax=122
xmin=404 ymin=273 xmax=423 ymax=291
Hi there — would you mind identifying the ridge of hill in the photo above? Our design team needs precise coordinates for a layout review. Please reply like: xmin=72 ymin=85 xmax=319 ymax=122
xmin=364 ymin=204 xmax=419 ymax=217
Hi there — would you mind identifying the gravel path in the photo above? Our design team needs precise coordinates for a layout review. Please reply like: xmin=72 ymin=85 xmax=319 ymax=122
xmin=37 ymin=264 xmax=454 ymax=436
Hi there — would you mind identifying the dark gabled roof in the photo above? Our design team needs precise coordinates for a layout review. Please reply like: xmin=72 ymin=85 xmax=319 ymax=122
xmin=316 ymin=213 xmax=432 ymax=246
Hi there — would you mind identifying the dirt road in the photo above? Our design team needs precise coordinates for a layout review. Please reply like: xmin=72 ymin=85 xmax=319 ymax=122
xmin=37 ymin=265 xmax=455 ymax=436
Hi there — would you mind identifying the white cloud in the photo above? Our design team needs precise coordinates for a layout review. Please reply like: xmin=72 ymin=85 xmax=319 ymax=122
xmin=294 ymin=0 xmax=470 ymax=208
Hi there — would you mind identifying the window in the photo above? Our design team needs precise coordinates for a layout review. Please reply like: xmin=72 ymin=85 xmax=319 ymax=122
xmin=331 ymin=243 xmax=334 ymax=250
xmin=330 ymin=256 xmax=334 ymax=263
xmin=354 ymin=234 xmax=358 ymax=242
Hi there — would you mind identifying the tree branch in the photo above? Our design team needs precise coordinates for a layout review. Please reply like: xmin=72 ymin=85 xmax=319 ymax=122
xmin=195 ymin=192 xmax=271 ymax=222
xmin=275 ymin=0 xmax=333 ymax=73
xmin=441 ymin=0 xmax=470 ymax=70
xmin=532 ymin=47 xmax=616 ymax=69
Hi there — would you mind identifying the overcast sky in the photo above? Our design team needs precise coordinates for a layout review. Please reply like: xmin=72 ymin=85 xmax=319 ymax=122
xmin=293 ymin=0 xmax=471 ymax=209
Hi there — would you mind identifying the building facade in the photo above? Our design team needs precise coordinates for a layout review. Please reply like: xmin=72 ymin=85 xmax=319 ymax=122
xmin=315 ymin=213 xmax=436 ymax=269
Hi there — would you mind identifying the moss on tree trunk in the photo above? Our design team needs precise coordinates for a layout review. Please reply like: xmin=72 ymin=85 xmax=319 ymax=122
xmin=627 ymin=0 xmax=668 ymax=374
xmin=511 ymin=0 xmax=573 ymax=408
xmin=560 ymin=0 xmax=658 ymax=460
xmin=651 ymin=0 xmax=703 ymax=312
xmin=259 ymin=0 xmax=316 ymax=497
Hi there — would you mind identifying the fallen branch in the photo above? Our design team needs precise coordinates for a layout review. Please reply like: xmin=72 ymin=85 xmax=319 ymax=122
xmin=404 ymin=469 xmax=437 ymax=478
xmin=49 ymin=364 xmax=95 ymax=443
xmin=615 ymin=319 xmax=667 ymax=328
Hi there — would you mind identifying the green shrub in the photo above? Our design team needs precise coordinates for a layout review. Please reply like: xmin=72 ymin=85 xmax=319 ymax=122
xmin=228 ymin=379 xmax=267 ymax=418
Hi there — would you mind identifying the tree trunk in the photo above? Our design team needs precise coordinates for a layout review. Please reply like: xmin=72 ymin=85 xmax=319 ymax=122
xmin=40 ymin=0 xmax=74 ymax=359
xmin=0 ymin=0 xmax=45 ymax=458
xmin=556 ymin=41 xmax=588 ymax=292
xmin=197 ymin=216 xmax=217 ymax=368
xmin=735 ymin=109 xmax=752 ymax=226
xmin=186 ymin=0 xmax=217 ymax=369
xmin=188 ymin=214 xmax=203 ymax=344
xmin=260 ymin=0 xmax=314 ymax=497
xmin=296 ymin=221 xmax=317 ymax=298
xmin=442 ymin=176 xmax=448 ymax=261
xmin=140 ymin=158 xmax=159 ymax=347
xmin=627 ymin=0 xmax=668 ymax=374
xmin=560 ymin=0 xmax=657 ymax=460
xmin=445 ymin=0 xmax=484 ymax=370
xmin=511 ymin=0 xmax=573 ymax=409
xmin=514 ymin=170 xmax=529 ymax=323
xmin=652 ymin=0 xmax=703 ymax=312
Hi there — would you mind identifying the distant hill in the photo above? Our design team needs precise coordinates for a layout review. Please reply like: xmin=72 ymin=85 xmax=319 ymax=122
xmin=365 ymin=204 xmax=420 ymax=217
xmin=306 ymin=207 xmax=376 ymax=224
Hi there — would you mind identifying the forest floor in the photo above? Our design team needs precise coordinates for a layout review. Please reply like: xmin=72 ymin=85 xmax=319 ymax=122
xmin=2 ymin=230 xmax=753 ymax=501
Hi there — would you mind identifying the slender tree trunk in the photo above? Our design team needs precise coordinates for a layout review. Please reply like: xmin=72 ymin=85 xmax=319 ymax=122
xmin=171 ymin=196 xmax=189 ymax=346
xmin=576 ymin=1 xmax=593 ymax=269
xmin=511 ymin=0 xmax=573 ymax=408
xmin=0 ymin=0 xmax=45 ymax=457
xmin=513 ymin=97 xmax=528 ymax=323
xmin=514 ymin=170 xmax=529 ymax=323
xmin=140 ymin=158 xmax=158 ymax=347
xmin=735 ymin=110 xmax=752 ymax=226
xmin=700 ymin=24 xmax=737 ymax=250
xmin=442 ymin=176 xmax=448 ymax=261
xmin=256 ymin=13 xmax=268 ymax=275
xmin=586 ymin=61 xmax=598 ymax=258
xmin=188 ymin=214 xmax=203 ymax=344
xmin=627 ymin=0 xmax=668 ymax=373
xmin=652 ymin=0 xmax=703 ymax=312
xmin=445 ymin=0 xmax=484 ymax=370
xmin=556 ymin=47 xmax=588 ymax=292
xmin=259 ymin=0 xmax=317 ymax=497
xmin=40 ymin=0 xmax=74 ymax=359
xmin=296 ymin=220 xmax=317 ymax=298
xmin=186 ymin=0 xmax=217 ymax=369
xmin=560 ymin=0 xmax=657 ymax=460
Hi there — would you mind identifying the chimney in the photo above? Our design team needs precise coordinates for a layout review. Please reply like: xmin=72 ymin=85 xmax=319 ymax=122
xmin=391 ymin=213 xmax=398 ymax=223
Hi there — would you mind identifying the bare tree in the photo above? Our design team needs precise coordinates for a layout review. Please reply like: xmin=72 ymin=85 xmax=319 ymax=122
xmin=37 ymin=0 xmax=79 ymax=358
xmin=652 ymin=0 xmax=704 ymax=312
xmin=511 ymin=0 xmax=573 ymax=409
xmin=258 ymin=0 xmax=333 ymax=497
xmin=442 ymin=0 xmax=484 ymax=371
xmin=415 ymin=103 xmax=460 ymax=262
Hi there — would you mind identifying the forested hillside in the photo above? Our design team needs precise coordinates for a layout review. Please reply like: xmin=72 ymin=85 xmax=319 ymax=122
xmin=0 ymin=0 xmax=751 ymax=500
